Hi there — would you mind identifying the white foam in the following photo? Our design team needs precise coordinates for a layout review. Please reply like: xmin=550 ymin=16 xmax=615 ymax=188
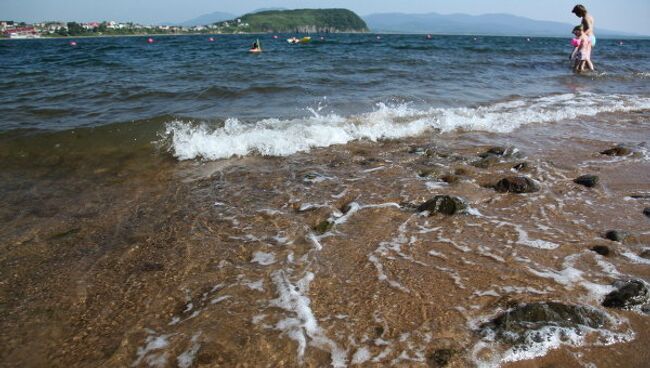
xmin=133 ymin=333 xmax=172 ymax=367
xmin=251 ymin=251 xmax=276 ymax=266
xmin=351 ymin=347 xmax=372 ymax=365
xmin=513 ymin=224 xmax=559 ymax=250
xmin=271 ymin=270 xmax=346 ymax=367
xmin=622 ymin=252 xmax=650 ymax=265
xmin=245 ymin=279 xmax=265 ymax=291
xmin=165 ymin=93 xmax=650 ymax=160
xmin=210 ymin=295 xmax=231 ymax=304
xmin=177 ymin=333 xmax=201 ymax=368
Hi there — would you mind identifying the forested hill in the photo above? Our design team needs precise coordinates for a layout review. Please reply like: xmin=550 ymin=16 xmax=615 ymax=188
xmin=215 ymin=9 xmax=368 ymax=33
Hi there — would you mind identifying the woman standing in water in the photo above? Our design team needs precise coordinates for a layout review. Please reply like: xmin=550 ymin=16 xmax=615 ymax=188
xmin=572 ymin=4 xmax=596 ymax=70
xmin=572 ymin=5 xmax=596 ymax=46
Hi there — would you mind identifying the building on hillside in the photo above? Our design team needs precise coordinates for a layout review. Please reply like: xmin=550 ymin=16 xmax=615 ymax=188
xmin=82 ymin=22 xmax=100 ymax=30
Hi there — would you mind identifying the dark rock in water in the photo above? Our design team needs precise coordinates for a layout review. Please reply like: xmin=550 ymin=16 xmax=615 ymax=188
xmin=374 ymin=326 xmax=384 ymax=337
xmin=428 ymin=349 xmax=455 ymax=367
xmin=640 ymin=249 xmax=650 ymax=259
xmin=604 ymin=230 xmax=628 ymax=242
xmin=591 ymin=245 xmax=611 ymax=256
xmin=513 ymin=162 xmax=531 ymax=172
xmin=494 ymin=176 xmax=540 ymax=193
xmin=602 ymin=280 xmax=649 ymax=309
xmin=644 ymin=207 xmax=650 ymax=218
xmin=472 ymin=155 xmax=500 ymax=169
xmin=481 ymin=302 xmax=607 ymax=344
xmin=479 ymin=146 xmax=506 ymax=158
xmin=440 ymin=174 xmax=460 ymax=184
xmin=600 ymin=146 xmax=631 ymax=156
xmin=417 ymin=195 xmax=468 ymax=216
xmin=574 ymin=175 xmax=599 ymax=188
xmin=313 ymin=219 xmax=334 ymax=234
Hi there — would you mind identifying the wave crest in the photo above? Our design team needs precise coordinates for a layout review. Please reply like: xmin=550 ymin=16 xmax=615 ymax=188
xmin=163 ymin=93 xmax=650 ymax=161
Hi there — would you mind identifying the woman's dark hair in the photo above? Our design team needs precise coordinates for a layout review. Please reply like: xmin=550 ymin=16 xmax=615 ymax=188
xmin=572 ymin=5 xmax=587 ymax=16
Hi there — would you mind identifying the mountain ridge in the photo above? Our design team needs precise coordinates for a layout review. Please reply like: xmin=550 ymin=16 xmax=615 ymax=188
xmin=363 ymin=12 xmax=638 ymax=37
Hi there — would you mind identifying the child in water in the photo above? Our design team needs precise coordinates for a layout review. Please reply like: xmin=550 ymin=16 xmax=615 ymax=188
xmin=570 ymin=25 xmax=595 ymax=73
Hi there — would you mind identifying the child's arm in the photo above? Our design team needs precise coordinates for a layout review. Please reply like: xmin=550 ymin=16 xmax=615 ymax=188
xmin=570 ymin=46 xmax=579 ymax=60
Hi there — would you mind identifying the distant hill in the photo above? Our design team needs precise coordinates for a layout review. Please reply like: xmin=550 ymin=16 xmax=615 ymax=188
xmin=216 ymin=9 xmax=368 ymax=33
xmin=181 ymin=11 xmax=236 ymax=27
xmin=363 ymin=12 xmax=635 ymax=37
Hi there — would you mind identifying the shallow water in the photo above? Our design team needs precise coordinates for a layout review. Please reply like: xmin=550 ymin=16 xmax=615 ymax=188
xmin=1 ymin=34 xmax=649 ymax=368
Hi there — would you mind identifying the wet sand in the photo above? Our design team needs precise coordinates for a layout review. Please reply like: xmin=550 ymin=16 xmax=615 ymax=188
xmin=1 ymin=111 xmax=649 ymax=367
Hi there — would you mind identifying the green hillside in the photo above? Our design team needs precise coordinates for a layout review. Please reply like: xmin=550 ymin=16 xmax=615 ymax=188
xmin=214 ymin=9 xmax=368 ymax=33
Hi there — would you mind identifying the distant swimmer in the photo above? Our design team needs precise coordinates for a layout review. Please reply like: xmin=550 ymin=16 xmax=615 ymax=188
xmin=250 ymin=39 xmax=262 ymax=53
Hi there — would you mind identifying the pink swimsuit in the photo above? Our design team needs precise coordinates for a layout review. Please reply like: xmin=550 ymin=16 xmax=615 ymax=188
xmin=578 ymin=37 xmax=592 ymax=61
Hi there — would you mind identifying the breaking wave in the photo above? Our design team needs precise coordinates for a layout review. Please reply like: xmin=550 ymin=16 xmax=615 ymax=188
xmin=163 ymin=93 xmax=650 ymax=161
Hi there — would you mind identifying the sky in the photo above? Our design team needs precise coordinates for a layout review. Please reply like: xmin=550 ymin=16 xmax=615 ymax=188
xmin=2 ymin=0 xmax=649 ymax=35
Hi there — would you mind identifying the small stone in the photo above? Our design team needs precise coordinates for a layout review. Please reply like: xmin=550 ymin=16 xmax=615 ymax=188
xmin=574 ymin=175 xmax=599 ymax=188
xmin=590 ymin=245 xmax=610 ymax=256
xmin=644 ymin=207 xmax=650 ymax=218
xmin=472 ymin=155 xmax=500 ymax=169
xmin=408 ymin=146 xmax=435 ymax=157
xmin=479 ymin=146 xmax=506 ymax=158
xmin=313 ymin=220 xmax=334 ymax=234
xmin=417 ymin=195 xmax=468 ymax=216
xmin=600 ymin=146 xmax=631 ymax=156
xmin=602 ymin=280 xmax=649 ymax=309
xmin=639 ymin=249 xmax=650 ymax=259
xmin=494 ymin=176 xmax=540 ymax=193
xmin=429 ymin=349 xmax=455 ymax=367
xmin=417 ymin=168 xmax=437 ymax=178
xmin=513 ymin=162 xmax=530 ymax=172
xmin=440 ymin=174 xmax=459 ymax=184
xmin=604 ymin=230 xmax=628 ymax=242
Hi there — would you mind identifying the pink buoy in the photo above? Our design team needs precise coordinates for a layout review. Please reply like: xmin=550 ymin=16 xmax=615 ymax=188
xmin=208 ymin=37 xmax=215 ymax=42
xmin=320 ymin=36 xmax=324 ymax=40
xmin=376 ymin=35 xmax=381 ymax=40
xmin=619 ymin=41 xmax=624 ymax=46
xmin=69 ymin=41 xmax=77 ymax=46
xmin=147 ymin=38 xmax=154 ymax=44
xmin=273 ymin=35 xmax=278 ymax=39
xmin=426 ymin=34 xmax=432 ymax=39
